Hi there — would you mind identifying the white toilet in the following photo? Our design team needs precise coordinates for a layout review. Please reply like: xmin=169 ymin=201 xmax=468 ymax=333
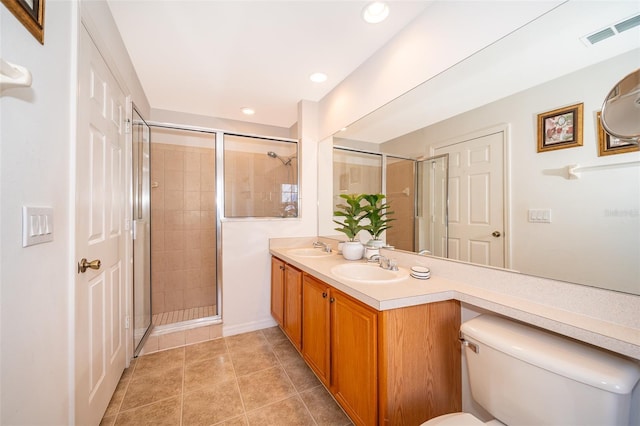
xmin=423 ymin=315 xmax=640 ymax=426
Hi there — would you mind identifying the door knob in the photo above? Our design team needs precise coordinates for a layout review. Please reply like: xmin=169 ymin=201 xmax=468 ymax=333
xmin=492 ymin=231 xmax=501 ymax=238
xmin=78 ymin=258 xmax=101 ymax=273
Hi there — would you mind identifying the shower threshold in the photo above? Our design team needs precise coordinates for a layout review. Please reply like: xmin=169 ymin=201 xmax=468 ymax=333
xmin=153 ymin=305 xmax=216 ymax=326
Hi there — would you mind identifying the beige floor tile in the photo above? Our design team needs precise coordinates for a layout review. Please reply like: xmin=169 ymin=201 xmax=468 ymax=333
xmin=237 ymin=366 xmax=296 ymax=411
xmin=134 ymin=347 xmax=185 ymax=376
xmin=215 ymin=414 xmax=249 ymax=425
xmin=300 ymin=385 xmax=351 ymax=426
xmin=225 ymin=331 xmax=270 ymax=353
xmin=230 ymin=345 xmax=279 ymax=377
xmin=120 ymin=366 xmax=183 ymax=411
xmin=271 ymin=339 xmax=303 ymax=365
xmin=120 ymin=358 xmax=137 ymax=382
xmin=261 ymin=326 xmax=288 ymax=345
xmin=184 ymin=353 xmax=236 ymax=392
xmin=99 ymin=415 xmax=116 ymax=426
xmin=182 ymin=379 xmax=245 ymax=425
xmin=245 ymin=396 xmax=315 ymax=425
xmin=101 ymin=327 xmax=355 ymax=426
xmin=185 ymin=337 xmax=228 ymax=364
xmin=281 ymin=355 xmax=321 ymax=392
xmin=103 ymin=379 xmax=129 ymax=418
xmin=115 ymin=397 xmax=181 ymax=426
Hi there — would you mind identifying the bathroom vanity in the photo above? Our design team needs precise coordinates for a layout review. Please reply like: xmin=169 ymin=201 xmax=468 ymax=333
xmin=270 ymin=251 xmax=461 ymax=425
xmin=270 ymin=238 xmax=640 ymax=426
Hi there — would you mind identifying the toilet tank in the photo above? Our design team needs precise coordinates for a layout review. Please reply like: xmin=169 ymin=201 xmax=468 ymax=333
xmin=461 ymin=315 xmax=640 ymax=426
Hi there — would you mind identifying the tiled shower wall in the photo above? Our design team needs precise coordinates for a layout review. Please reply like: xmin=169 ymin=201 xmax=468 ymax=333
xmin=224 ymin=151 xmax=298 ymax=217
xmin=386 ymin=160 xmax=415 ymax=252
xmin=151 ymin=143 xmax=217 ymax=315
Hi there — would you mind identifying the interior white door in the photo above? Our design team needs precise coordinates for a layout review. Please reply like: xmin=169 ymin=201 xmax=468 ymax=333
xmin=435 ymin=131 xmax=505 ymax=267
xmin=75 ymin=26 xmax=126 ymax=425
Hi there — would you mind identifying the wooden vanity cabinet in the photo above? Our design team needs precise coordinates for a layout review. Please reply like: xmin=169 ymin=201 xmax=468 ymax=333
xmin=331 ymin=288 xmax=378 ymax=426
xmin=302 ymin=273 xmax=378 ymax=425
xmin=281 ymin=261 xmax=461 ymax=425
xmin=301 ymin=273 xmax=331 ymax=384
xmin=270 ymin=257 xmax=302 ymax=350
xmin=270 ymin=257 xmax=285 ymax=326
xmin=283 ymin=263 xmax=303 ymax=349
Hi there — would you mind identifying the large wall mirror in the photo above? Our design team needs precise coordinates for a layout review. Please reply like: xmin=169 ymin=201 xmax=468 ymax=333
xmin=318 ymin=2 xmax=640 ymax=296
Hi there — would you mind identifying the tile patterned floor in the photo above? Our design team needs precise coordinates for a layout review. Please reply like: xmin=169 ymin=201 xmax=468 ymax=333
xmin=100 ymin=327 xmax=353 ymax=425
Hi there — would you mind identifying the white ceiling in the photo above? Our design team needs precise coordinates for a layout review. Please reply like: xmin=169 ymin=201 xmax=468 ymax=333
xmin=107 ymin=0 xmax=433 ymax=128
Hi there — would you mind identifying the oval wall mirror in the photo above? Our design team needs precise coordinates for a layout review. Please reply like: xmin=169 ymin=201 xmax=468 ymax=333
xmin=601 ymin=68 xmax=640 ymax=144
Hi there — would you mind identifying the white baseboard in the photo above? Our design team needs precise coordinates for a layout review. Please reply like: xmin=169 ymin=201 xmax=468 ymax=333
xmin=222 ymin=317 xmax=277 ymax=337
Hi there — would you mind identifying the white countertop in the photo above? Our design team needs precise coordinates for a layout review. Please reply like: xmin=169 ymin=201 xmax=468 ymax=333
xmin=270 ymin=238 xmax=640 ymax=361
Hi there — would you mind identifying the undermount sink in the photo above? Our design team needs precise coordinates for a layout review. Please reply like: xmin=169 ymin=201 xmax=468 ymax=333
xmin=331 ymin=263 xmax=409 ymax=284
xmin=287 ymin=248 xmax=334 ymax=258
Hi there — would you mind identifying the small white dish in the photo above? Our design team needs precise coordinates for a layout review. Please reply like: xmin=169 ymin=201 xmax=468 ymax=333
xmin=411 ymin=273 xmax=430 ymax=280
xmin=411 ymin=266 xmax=430 ymax=274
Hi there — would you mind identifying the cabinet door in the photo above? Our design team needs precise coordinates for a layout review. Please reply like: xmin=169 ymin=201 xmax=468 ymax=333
xmin=270 ymin=257 xmax=285 ymax=326
xmin=331 ymin=290 xmax=378 ymax=426
xmin=283 ymin=264 xmax=303 ymax=350
xmin=302 ymin=274 xmax=331 ymax=386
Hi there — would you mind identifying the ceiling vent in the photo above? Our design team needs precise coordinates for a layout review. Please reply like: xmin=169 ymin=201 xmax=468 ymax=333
xmin=581 ymin=13 xmax=640 ymax=46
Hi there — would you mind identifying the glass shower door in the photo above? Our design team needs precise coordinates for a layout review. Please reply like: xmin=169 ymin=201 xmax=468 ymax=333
xmin=416 ymin=154 xmax=448 ymax=257
xmin=132 ymin=106 xmax=152 ymax=356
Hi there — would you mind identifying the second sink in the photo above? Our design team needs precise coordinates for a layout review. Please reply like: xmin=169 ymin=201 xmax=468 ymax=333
xmin=331 ymin=263 xmax=409 ymax=284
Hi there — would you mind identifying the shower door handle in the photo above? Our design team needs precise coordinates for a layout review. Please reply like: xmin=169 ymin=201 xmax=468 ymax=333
xmin=78 ymin=258 xmax=101 ymax=273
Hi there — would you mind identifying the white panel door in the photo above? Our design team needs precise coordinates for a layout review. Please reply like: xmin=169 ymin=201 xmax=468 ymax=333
xmin=75 ymin=26 xmax=126 ymax=425
xmin=435 ymin=132 xmax=504 ymax=267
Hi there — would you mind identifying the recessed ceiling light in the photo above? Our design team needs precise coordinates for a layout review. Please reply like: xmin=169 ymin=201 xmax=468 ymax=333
xmin=241 ymin=107 xmax=255 ymax=115
xmin=362 ymin=1 xmax=389 ymax=24
xmin=310 ymin=72 xmax=328 ymax=83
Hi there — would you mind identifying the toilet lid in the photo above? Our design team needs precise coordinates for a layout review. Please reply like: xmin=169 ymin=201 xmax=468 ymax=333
xmin=421 ymin=412 xmax=486 ymax=426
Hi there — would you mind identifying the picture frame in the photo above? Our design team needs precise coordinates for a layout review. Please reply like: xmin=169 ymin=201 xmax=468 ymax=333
xmin=1 ymin=0 xmax=45 ymax=44
xmin=537 ymin=103 xmax=583 ymax=152
xmin=597 ymin=111 xmax=639 ymax=156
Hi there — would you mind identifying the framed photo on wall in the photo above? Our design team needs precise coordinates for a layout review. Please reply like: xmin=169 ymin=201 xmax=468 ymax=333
xmin=1 ymin=0 xmax=45 ymax=44
xmin=537 ymin=103 xmax=583 ymax=153
xmin=597 ymin=111 xmax=640 ymax=156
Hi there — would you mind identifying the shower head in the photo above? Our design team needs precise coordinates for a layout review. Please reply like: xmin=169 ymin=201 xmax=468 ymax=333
xmin=267 ymin=151 xmax=294 ymax=166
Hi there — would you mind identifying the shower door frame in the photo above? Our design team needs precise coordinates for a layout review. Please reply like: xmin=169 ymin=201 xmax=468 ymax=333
xmin=131 ymin=104 xmax=153 ymax=356
xmin=146 ymin=121 xmax=298 ymax=328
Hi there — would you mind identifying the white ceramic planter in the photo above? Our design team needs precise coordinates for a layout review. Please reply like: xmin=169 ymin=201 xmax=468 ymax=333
xmin=342 ymin=241 xmax=364 ymax=260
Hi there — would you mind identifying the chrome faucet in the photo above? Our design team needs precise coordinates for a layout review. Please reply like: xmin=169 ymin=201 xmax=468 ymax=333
xmin=368 ymin=254 xmax=398 ymax=271
xmin=313 ymin=241 xmax=332 ymax=253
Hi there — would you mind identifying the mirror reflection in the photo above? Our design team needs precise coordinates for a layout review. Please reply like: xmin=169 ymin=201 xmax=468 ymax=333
xmin=601 ymin=68 xmax=640 ymax=143
xmin=319 ymin=4 xmax=640 ymax=296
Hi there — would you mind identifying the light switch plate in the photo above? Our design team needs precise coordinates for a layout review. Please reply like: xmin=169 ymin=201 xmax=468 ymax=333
xmin=22 ymin=206 xmax=54 ymax=247
xmin=528 ymin=209 xmax=551 ymax=223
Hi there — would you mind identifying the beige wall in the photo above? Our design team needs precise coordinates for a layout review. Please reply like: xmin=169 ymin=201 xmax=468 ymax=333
xmin=151 ymin=143 xmax=217 ymax=313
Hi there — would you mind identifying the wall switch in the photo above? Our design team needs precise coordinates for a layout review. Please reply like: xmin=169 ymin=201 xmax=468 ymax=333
xmin=22 ymin=206 xmax=54 ymax=247
xmin=528 ymin=209 xmax=551 ymax=223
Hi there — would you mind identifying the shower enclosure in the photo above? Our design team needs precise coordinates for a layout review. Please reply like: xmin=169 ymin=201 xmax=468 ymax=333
xmin=131 ymin=106 xmax=152 ymax=356
xmin=143 ymin=124 xmax=298 ymax=333
xmin=148 ymin=127 xmax=219 ymax=327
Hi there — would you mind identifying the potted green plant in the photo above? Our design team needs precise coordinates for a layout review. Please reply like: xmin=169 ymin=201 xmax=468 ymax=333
xmin=362 ymin=193 xmax=394 ymax=248
xmin=333 ymin=193 xmax=367 ymax=260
